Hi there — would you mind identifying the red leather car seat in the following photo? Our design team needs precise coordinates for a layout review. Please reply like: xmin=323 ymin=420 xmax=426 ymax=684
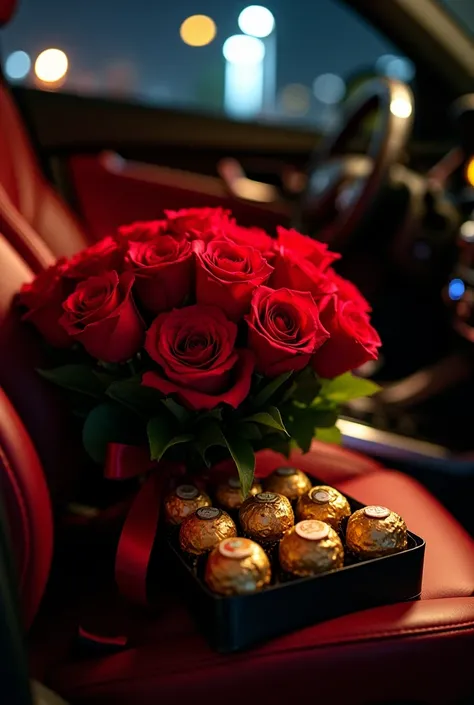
xmin=0 ymin=232 xmax=82 ymax=501
xmin=0 ymin=386 xmax=53 ymax=628
xmin=0 ymin=1 xmax=89 ymax=272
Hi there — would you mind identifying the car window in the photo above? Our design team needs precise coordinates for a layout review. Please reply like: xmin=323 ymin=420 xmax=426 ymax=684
xmin=1 ymin=0 xmax=411 ymax=133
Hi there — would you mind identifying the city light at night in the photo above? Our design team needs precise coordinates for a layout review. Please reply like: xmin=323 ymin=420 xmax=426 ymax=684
xmin=4 ymin=50 xmax=31 ymax=81
xmin=34 ymin=48 xmax=68 ymax=83
xmin=179 ymin=15 xmax=217 ymax=47
xmin=238 ymin=5 xmax=275 ymax=38
xmin=223 ymin=35 xmax=266 ymax=119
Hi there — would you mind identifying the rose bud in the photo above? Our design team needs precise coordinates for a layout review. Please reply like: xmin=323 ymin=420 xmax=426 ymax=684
xmin=271 ymin=227 xmax=339 ymax=300
xmin=312 ymin=296 xmax=381 ymax=379
xmin=65 ymin=236 xmax=125 ymax=280
xmin=19 ymin=258 xmax=73 ymax=347
xmin=142 ymin=304 xmax=254 ymax=410
xmin=245 ymin=286 xmax=329 ymax=377
xmin=125 ymin=236 xmax=194 ymax=314
xmin=60 ymin=270 xmax=145 ymax=362
xmin=195 ymin=239 xmax=273 ymax=322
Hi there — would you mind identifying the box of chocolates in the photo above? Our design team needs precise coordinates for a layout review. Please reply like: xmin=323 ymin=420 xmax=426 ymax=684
xmin=166 ymin=469 xmax=425 ymax=653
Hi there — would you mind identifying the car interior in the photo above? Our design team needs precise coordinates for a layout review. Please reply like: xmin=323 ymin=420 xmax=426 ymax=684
xmin=1 ymin=0 xmax=474 ymax=703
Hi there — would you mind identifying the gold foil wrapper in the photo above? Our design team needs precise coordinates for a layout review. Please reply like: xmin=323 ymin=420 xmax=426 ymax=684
xmin=163 ymin=484 xmax=211 ymax=526
xmin=239 ymin=492 xmax=294 ymax=545
xmin=296 ymin=485 xmax=351 ymax=531
xmin=179 ymin=507 xmax=237 ymax=555
xmin=263 ymin=467 xmax=312 ymax=502
xmin=279 ymin=520 xmax=344 ymax=576
xmin=346 ymin=505 xmax=408 ymax=559
xmin=205 ymin=537 xmax=271 ymax=596
xmin=215 ymin=476 xmax=262 ymax=511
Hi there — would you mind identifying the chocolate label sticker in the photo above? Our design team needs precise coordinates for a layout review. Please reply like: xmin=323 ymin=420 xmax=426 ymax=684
xmin=310 ymin=488 xmax=331 ymax=504
xmin=364 ymin=505 xmax=390 ymax=519
xmin=295 ymin=520 xmax=330 ymax=541
xmin=219 ymin=538 xmax=253 ymax=559
xmin=176 ymin=484 xmax=199 ymax=500
xmin=228 ymin=477 xmax=241 ymax=489
xmin=196 ymin=507 xmax=221 ymax=520
xmin=276 ymin=466 xmax=296 ymax=477
xmin=256 ymin=492 xmax=278 ymax=503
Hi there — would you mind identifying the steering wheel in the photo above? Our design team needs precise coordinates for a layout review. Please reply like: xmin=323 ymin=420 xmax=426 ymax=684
xmin=296 ymin=77 xmax=414 ymax=249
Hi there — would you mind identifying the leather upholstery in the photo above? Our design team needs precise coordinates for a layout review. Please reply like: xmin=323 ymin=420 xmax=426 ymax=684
xmin=0 ymin=80 xmax=89 ymax=271
xmin=0 ymin=233 xmax=82 ymax=500
xmin=0 ymin=0 xmax=16 ymax=25
xmin=0 ymin=388 xmax=53 ymax=628
xmin=28 ymin=464 xmax=474 ymax=704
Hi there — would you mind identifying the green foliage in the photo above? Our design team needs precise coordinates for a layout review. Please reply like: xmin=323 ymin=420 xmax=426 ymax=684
xmin=320 ymin=372 xmax=381 ymax=403
xmin=244 ymin=405 xmax=288 ymax=435
xmin=147 ymin=416 xmax=194 ymax=463
xmin=82 ymin=402 xmax=141 ymax=463
xmin=251 ymin=371 xmax=293 ymax=408
xmin=106 ymin=379 xmax=163 ymax=417
xmin=317 ymin=426 xmax=342 ymax=445
xmin=222 ymin=431 xmax=255 ymax=498
xmin=39 ymin=364 xmax=108 ymax=399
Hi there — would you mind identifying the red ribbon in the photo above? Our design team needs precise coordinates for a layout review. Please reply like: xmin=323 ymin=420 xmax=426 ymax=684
xmin=104 ymin=443 xmax=179 ymax=606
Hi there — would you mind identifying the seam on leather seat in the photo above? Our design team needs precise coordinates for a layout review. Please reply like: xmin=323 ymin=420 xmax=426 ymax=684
xmin=61 ymin=623 xmax=474 ymax=694
xmin=0 ymin=443 xmax=30 ymax=586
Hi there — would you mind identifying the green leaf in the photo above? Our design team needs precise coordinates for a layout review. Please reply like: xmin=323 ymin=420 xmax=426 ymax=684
xmin=317 ymin=425 xmax=342 ymax=445
xmin=147 ymin=416 xmax=193 ymax=462
xmin=252 ymin=371 xmax=293 ymax=408
xmin=244 ymin=405 xmax=289 ymax=435
xmin=320 ymin=372 xmax=381 ymax=403
xmin=82 ymin=402 xmax=140 ymax=464
xmin=194 ymin=421 xmax=227 ymax=467
xmin=286 ymin=407 xmax=338 ymax=454
xmin=238 ymin=422 xmax=262 ymax=441
xmin=39 ymin=364 xmax=108 ymax=399
xmin=222 ymin=431 xmax=255 ymax=498
xmin=160 ymin=398 xmax=190 ymax=423
xmin=292 ymin=367 xmax=322 ymax=405
xmin=106 ymin=379 xmax=163 ymax=417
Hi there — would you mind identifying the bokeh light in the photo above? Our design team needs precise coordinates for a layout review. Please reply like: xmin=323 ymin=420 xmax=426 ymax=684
xmin=5 ymin=50 xmax=31 ymax=81
xmin=238 ymin=5 xmax=275 ymax=38
xmin=448 ymin=279 xmax=465 ymax=301
xmin=180 ymin=15 xmax=216 ymax=47
xmin=390 ymin=97 xmax=413 ymax=119
xmin=465 ymin=157 xmax=474 ymax=187
xmin=34 ymin=48 xmax=68 ymax=83
xmin=376 ymin=54 xmax=415 ymax=82
xmin=279 ymin=83 xmax=311 ymax=116
xmin=313 ymin=73 xmax=345 ymax=105
xmin=223 ymin=35 xmax=265 ymax=65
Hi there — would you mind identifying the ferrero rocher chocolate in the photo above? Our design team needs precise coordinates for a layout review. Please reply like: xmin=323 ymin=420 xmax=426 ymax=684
xmin=205 ymin=537 xmax=271 ymax=595
xmin=163 ymin=484 xmax=211 ymax=526
xmin=346 ymin=505 xmax=408 ymax=559
xmin=296 ymin=485 xmax=351 ymax=531
xmin=179 ymin=507 xmax=237 ymax=555
xmin=215 ymin=476 xmax=262 ymax=511
xmin=239 ymin=492 xmax=294 ymax=545
xmin=279 ymin=520 xmax=344 ymax=576
xmin=263 ymin=467 xmax=312 ymax=502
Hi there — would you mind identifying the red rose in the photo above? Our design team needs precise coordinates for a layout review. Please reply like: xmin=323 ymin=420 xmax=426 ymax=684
xmin=142 ymin=305 xmax=254 ymax=410
xmin=195 ymin=239 xmax=273 ymax=321
xmin=65 ymin=237 xmax=125 ymax=280
xmin=125 ymin=236 xmax=194 ymax=313
xmin=225 ymin=224 xmax=275 ymax=261
xmin=327 ymin=269 xmax=371 ymax=312
xmin=19 ymin=258 xmax=72 ymax=347
xmin=116 ymin=220 xmax=168 ymax=245
xmin=246 ymin=286 xmax=329 ymax=377
xmin=60 ymin=271 xmax=145 ymax=362
xmin=312 ymin=296 xmax=381 ymax=378
xmin=165 ymin=207 xmax=232 ymax=239
xmin=271 ymin=228 xmax=339 ymax=300
xmin=277 ymin=227 xmax=340 ymax=271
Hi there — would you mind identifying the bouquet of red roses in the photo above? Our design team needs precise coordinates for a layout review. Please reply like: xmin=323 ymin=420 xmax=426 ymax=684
xmin=19 ymin=207 xmax=380 ymax=495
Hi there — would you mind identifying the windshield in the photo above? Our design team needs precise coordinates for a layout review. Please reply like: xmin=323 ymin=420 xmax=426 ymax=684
xmin=2 ymin=0 xmax=411 ymax=132
xmin=437 ymin=0 xmax=474 ymax=36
